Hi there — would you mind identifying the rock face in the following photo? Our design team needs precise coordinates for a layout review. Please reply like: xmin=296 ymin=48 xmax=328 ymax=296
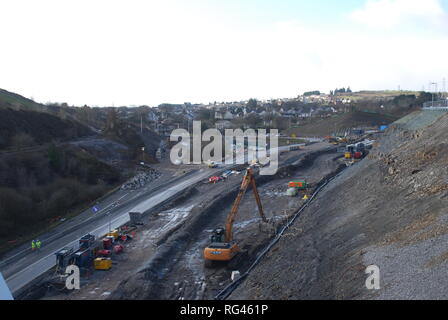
xmin=230 ymin=110 xmax=448 ymax=300
xmin=121 ymin=169 xmax=161 ymax=190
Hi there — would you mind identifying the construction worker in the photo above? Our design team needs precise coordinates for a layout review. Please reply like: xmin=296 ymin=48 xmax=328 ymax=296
xmin=36 ymin=239 xmax=41 ymax=250
xmin=303 ymin=194 xmax=309 ymax=201
xmin=31 ymin=240 xmax=36 ymax=251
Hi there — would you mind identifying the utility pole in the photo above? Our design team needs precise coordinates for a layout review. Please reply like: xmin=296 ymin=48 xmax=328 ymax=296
xmin=140 ymin=114 xmax=143 ymax=134
xmin=431 ymin=82 xmax=437 ymax=107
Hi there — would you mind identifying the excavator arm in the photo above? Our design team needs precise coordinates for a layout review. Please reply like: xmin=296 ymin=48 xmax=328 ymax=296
xmin=224 ymin=168 xmax=267 ymax=243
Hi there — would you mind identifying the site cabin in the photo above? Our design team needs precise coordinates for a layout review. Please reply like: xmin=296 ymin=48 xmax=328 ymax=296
xmin=288 ymin=181 xmax=308 ymax=190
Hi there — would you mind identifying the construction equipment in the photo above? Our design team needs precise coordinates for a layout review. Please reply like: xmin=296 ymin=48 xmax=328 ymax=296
xmin=106 ymin=229 xmax=119 ymax=240
xmin=344 ymin=143 xmax=368 ymax=165
xmin=345 ymin=145 xmax=355 ymax=160
xmin=288 ymin=181 xmax=308 ymax=190
xmin=287 ymin=180 xmax=308 ymax=197
xmin=55 ymin=247 xmax=75 ymax=273
xmin=94 ymin=258 xmax=112 ymax=270
xmin=207 ymin=160 xmax=218 ymax=168
xmin=79 ymin=234 xmax=95 ymax=250
xmin=209 ymin=176 xmax=222 ymax=184
xmin=203 ymin=168 xmax=267 ymax=267
xmin=325 ymin=136 xmax=339 ymax=145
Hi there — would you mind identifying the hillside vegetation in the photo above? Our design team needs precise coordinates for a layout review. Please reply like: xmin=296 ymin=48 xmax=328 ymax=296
xmin=288 ymin=110 xmax=398 ymax=137
xmin=0 ymin=88 xmax=46 ymax=112
xmin=0 ymin=90 xmax=124 ymax=249
xmin=0 ymin=144 xmax=121 ymax=245
xmin=0 ymin=108 xmax=92 ymax=150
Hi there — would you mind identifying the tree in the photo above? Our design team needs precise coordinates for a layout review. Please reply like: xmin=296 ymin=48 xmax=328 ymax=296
xmin=48 ymin=143 xmax=63 ymax=171
xmin=244 ymin=113 xmax=262 ymax=128
xmin=11 ymin=133 xmax=34 ymax=150
xmin=106 ymin=108 xmax=118 ymax=132
xmin=273 ymin=116 xmax=289 ymax=130
xmin=304 ymin=91 xmax=320 ymax=96
xmin=247 ymin=99 xmax=258 ymax=110
xmin=196 ymin=108 xmax=213 ymax=121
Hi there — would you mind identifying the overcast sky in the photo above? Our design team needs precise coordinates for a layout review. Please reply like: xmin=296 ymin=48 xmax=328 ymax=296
xmin=0 ymin=0 xmax=447 ymax=106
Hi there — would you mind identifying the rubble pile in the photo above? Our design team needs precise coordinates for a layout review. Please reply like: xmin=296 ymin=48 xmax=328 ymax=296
xmin=121 ymin=169 xmax=161 ymax=190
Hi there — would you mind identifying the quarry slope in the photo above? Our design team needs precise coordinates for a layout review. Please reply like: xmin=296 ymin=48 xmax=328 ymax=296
xmin=230 ymin=109 xmax=448 ymax=300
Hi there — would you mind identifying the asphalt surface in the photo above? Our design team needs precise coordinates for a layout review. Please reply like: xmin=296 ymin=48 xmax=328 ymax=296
xmin=0 ymin=142 xmax=322 ymax=296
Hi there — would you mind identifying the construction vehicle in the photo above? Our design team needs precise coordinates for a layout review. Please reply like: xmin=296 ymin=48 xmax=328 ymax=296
xmin=344 ymin=143 xmax=368 ymax=165
xmin=209 ymin=176 xmax=222 ymax=184
xmin=345 ymin=145 xmax=355 ymax=160
xmin=207 ymin=160 xmax=217 ymax=168
xmin=94 ymin=258 xmax=112 ymax=270
xmin=203 ymin=168 xmax=267 ymax=267
xmin=286 ymin=180 xmax=308 ymax=197
xmin=288 ymin=181 xmax=308 ymax=190
xmin=325 ymin=136 xmax=339 ymax=145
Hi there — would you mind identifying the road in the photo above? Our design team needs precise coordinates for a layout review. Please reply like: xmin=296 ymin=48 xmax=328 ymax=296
xmin=0 ymin=142 xmax=325 ymax=297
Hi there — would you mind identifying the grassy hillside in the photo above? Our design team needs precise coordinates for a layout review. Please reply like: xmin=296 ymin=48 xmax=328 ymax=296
xmin=0 ymin=88 xmax=47 ymax=112
xmin=287 ymin=110 xmax=398 ymax=137
xmin=0 ymin=108 xmax=92 ymax=149
xmin=0 ymin=89 xmax=124 ymax=251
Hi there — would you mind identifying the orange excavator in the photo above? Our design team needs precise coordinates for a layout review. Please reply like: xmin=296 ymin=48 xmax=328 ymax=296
xmin=203 ymin=168 xmax=267 ymax=267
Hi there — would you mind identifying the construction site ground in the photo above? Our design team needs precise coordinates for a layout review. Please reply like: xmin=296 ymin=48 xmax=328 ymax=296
xmin=42 ymin=142 xmax=343 ymax=300
xmin=228 ymin=110 xmax=448 ymax=300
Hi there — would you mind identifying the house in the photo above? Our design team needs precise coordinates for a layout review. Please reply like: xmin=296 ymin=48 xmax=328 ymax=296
xmin=215 ymin=110 xmax=234 ymax=120
xmin=215 ymin=120 xmax=233 ymax=130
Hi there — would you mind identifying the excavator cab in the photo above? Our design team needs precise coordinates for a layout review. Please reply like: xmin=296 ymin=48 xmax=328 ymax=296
xmin=210 ymin=228 xmax=225 ymax=243
xmin=204 ymin=228 xmax=239 ymax=264
xmin=203 ymin=168 xmax=267 ymax=267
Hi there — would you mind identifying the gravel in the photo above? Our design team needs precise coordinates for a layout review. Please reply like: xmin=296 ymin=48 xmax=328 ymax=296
xmin=120 ymin=169 xmax=161 ymax=190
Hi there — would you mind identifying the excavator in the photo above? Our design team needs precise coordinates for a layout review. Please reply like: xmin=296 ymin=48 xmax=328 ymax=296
xmin=203 ymin=168 xmax=267 ymax=267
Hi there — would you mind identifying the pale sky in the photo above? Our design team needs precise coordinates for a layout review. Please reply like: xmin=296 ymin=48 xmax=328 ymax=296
xmin=0 ymin=0 xmax=447 ymax=106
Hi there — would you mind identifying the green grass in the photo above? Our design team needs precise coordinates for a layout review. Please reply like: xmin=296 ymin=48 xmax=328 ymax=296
xmin=0 ymin=88 xmax=46 ymax=111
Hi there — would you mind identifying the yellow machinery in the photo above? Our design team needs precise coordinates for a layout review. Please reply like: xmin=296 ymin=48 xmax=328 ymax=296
xmin=207 ymin=161 xmax=217 ymax=168
xmin=94 ymin=258 xmax=112 ymax=270
xmin=203 ymin=168 xmax=267 ymax=267
xmin=106 ymin=229 xmax=119 ymax=240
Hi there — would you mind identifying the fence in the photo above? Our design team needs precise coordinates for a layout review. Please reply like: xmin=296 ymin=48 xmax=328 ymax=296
xmin=423 ymin=100 xmax=448 ymax=109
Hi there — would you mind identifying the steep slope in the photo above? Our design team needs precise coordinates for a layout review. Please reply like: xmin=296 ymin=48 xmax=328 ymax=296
xmin=0 ymin=108 xmax=92 ymax=149
xmin=0 ymin=88 xmax=46 ymax=112
xmin=230 ymin=110 xmax=448 ymax=300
